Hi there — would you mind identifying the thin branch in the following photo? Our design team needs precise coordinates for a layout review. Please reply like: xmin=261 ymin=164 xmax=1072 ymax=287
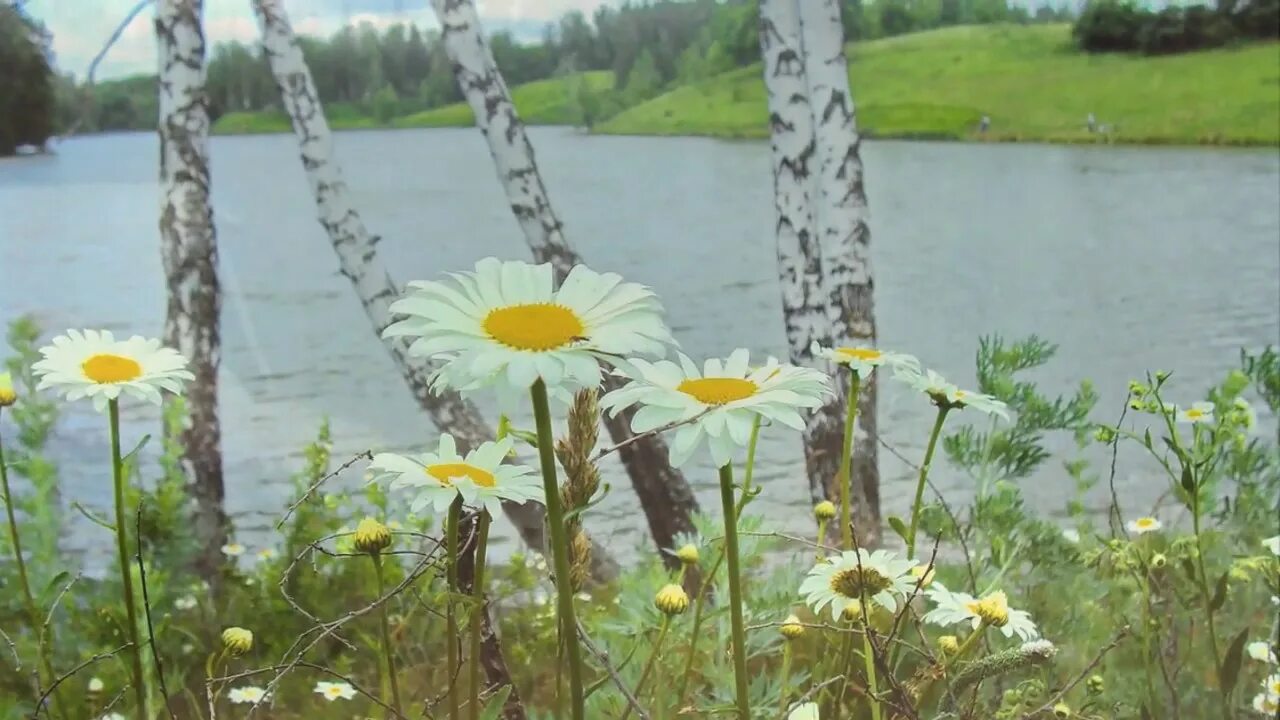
xmin=35 ymin=644 xmax=132 ymax=717
xmin=137 ymin=506 xmax=178 ymax=720
xmin=0 ymin=625 xmax=19 ymax=671
xmin=277 ymin=450 xmax=372 ymax=529
xmin=1020 ymin=626 xmax=1131 ymax=719
xmin=211 ymin=662 xmax=415 ymax=719
xmin=575 ymin=620 xmax=651 ymax=720
xmin=591 ymin=409 xmax=710 ymax=461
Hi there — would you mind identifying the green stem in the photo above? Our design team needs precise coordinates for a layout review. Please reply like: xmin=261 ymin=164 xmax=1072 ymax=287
xmin=0 ymin=414 xmax=67 ymax=719
xmin=815 ymin=519 xmax=829 ymax=562
xmin=1192 ymin=494 xmax=1230 ymax=720
xmin=906 ymin=406 xmax=950 ymax=560
xmin=717 ymin=463 xmax=750 ymax=720
xmin=944 ymin=626 xmax=986 ymax=670
xmin=742 ymin=414 xmax=762 ymax=492
xmin=372 ymin=554 xmax=403 ymax=718
xmin=109 ymin=399 xmax=148 ymax=720
xmin=530 ymin=379 xmax=585 ymax=720
xmin=468 ymin=511 xmax=491 ymax=720
xmin=861 ymin=629 xmax=882 ymax=720
xmin=1140 ymin=570 xmax=1157 ymax=715
xmin=778 ymin=643 xmax=793 ymax=717
xmin=827 ymin=621 xmax=854 ymax=713
xmin=838 ymin=373 xmax=862 ymax=551
xmin=621 ymin=617 xmax=671 ymax=720
xmin=446 ymin=497 xmax=461 ymax=720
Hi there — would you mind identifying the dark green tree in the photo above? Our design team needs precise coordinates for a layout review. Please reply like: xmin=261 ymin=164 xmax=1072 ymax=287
xmin=0 ymin=4 xmax=55 ymax=155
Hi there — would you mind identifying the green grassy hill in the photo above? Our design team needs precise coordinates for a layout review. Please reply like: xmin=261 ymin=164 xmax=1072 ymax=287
xmin=597 ymin=24 xmax=1280 ymax=145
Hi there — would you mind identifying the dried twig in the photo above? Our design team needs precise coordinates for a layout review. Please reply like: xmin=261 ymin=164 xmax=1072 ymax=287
xmin=136 ymin=506 xmax=178 ymax=720
xmin=591 ymin=409 xmax=710 ymax=461
xmin=575 ymin=620 xmax=651 ymax=720
xmin=0 ymin=625 xmax=19 ymax=671
xmin=35 ymin=644 xmax=132 ymax=717
xmin=276 ymin=450 xmax=373 ymax=529
xmin=1020 ymin=626 xmax=1130 ymax=719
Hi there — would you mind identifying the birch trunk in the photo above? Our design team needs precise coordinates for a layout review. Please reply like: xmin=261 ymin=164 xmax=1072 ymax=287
xmin=249 ymin=0 xmax=577 ymax=576
xmin=155 ymin=0 xmax=227 ymax=582
xmin=759 ymin=0 xmax=850 ymax=515
xmin=797 ymin=0 xmax=880 ymax=542
xmin=430 ymin=0 xmax=700 ymax=560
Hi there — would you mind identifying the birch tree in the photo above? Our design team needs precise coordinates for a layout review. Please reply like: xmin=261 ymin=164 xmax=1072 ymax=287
xmin=155 ymin=0 xmax=226 ymax=581
xmin=797 ymin=0 xmax=881 ymax=540
xmin=429 ymin=0 xmax=700 ymax=558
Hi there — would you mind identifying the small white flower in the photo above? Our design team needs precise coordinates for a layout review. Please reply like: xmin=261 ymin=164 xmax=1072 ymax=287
xmin=32 ymin=330 xmax=193 ymax=412
xmin=810 ymin=342 xmax=918 ymax=378
xmin=1174 ymin=401 xmax=1215 ymax=424
xmin=314 ymin=681 xmax=356 ymax=701
xmin=894 ymin=366 xmax=1009 ymax=420
xmin=98 ymin=715 xmax=126 ymax=720
xmin=787 ymin=702 xmax=820 ymax=720
xmin=1263 ymin=673 xmax=1280 ymax=697
xmin=87 ymin=677 xmax=105 ymax=693
xmin=1263 ymin=535 xmax=1279 ymax=556
xmin=256 ymin=548 xmax=276 ymax=562
xmin=1272 ymin=595 xmax=1279 ymax=607
xmin=221 ymin=542 xmax=245 ymax=557
xmin=1249 ymin=641 xmax=1278 ymax=663
xmin=370 ymin=434 xmax=543 ymax=518
xmin=600 ymin=350 xmax=830 ymax=467
xmin=174 ymin=595 xmax=198 ymax=611
xmin=228 ymin=685 xmax=270 ymax=704
xmin=923 ymin=585 xmax=1039 ymax=641
xmin=799 ymin=549 xmax=916 ymax=620
xmin=1126 ymin=517 xmax=1162 ymax=535
xmin=575 ymin=592 xmax=592 ymax=602
xmin=1254 ymin=692 xmax=1279 ymax=715
xmin=1061 ymin=528 xmax=1080 ymax=544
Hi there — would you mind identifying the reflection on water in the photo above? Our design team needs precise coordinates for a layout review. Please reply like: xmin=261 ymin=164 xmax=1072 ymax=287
xmin=2 ymin=128 xmax=1277 ymax=567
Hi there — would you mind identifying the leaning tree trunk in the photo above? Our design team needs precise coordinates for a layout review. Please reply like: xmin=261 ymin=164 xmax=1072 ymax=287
xmin=247 ymin=0 xmax=597 ymax=580
xmin=430 ymin=0 xmax=700 ymax=561
xmin=759 ymin=0 xmax=848 ymax=515
xmin=797 ymin=0 xmax=881 ymax=544
xmin=155 ymin=0 xmax=227 ymax=583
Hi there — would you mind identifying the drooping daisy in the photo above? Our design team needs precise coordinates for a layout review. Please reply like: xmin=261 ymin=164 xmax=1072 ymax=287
xmin=1263 ymin=535 xmax=1279 ymax=556
xmin=799 ymin=549 xmax=916 ymax=620
xmin=369 ymin=434 xmax=542 ymax=517
xmin=221 ymin=542 xmax=246 ymax=557
xmin=32 ymin=330 xmax=192 ymax=412
xmin=894 ymin=365 xmax=1009 ymax=420
xmin=1248 ymin=641 xmax=1278 ymax=664
xmin=924 ymin=585 xmax=1039 ymax=641
xmin=1126 ymin=517 xmax=1162 ymax=535
xmin=1174 ymin=401 xmax=1215 ymax=424
xmin=228 ymin=686 xmax=270 ymax=704
xmin=600 ymin=350 xmax=830 ymax=467
xmin=314 ymin=680 xmax=356 ymax=701
xmin=787 ymin=702 xmax=820 ymax=720
xmin=385 ymin=258 xmax=673 ymax=395
xmin=1254 ymin=692 xmax=1279 ymax=715
xmin=809 ymin=342 xmax=918 ymax=378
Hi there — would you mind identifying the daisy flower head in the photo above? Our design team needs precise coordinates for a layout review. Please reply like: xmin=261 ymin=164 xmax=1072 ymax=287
xmin=799 ymin=548 xmax=916 ymax=620
xmin=314 ymin=680 xmax=356 ymax=701
xmin=788 ymin=702 xmax=820 ymax=720
xmin=228 ymin=686 xmax=269 ymax=704
xmin=924 ymin=585 xmax=1039 ymax=640
xmin=1175 ymin=401 xmax=1215 ymax=424
xmin=221 ymin=542 xmax=245 ymax=557
xmin=1127 ymin=516 xmax=1162 ymax=535
xmin=809 ymin=341 xmax=918 ymax=379
xmin=0 ymin=371 xmax=15 ymax=407
xmin=369 ymin=434 xmax=542 ymax=517
xmin=1249 ymin=641 xmax=1278 ymax=664
xmin=1264 ymin=673 xmax=1280 ymax=697
xmin=385 ymin=258 xmax=673 ymax=396
xmin=1254 ymin=692 xmax=1279 ymax=715
xmin=893 ymin=365 xmax=1008 ymax=420
xmin=31 ymin=330 xmax=192 ymax=412
xmin=600 ymin=350 xmax=830 ymax=467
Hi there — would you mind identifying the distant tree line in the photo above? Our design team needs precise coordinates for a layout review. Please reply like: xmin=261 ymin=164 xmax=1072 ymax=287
xmin=63 ymin=0 xmax=1074 ymax=134
xmin=0 ymin=3 xmax=54 ymax=155
xmin=1073 ymin=0 xmax=1278 ymax=54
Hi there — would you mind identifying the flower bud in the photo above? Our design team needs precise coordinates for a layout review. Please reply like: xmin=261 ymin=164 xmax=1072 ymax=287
xmin=675 ymin=543 xmax=700 ymax=566
xmin=222 ymin=627 xmax=253 ymax=655
xmin=87 ymin=677 xmax=104 ymax=694
xmin=353 ymin=517 xmax=393 ymax=555
xmin=814 ymin=500 xmax=837 ymax=522
xmin=973 ymin=591 xmax=1010 ymax=628
xmin=0 ymin=372 xmax=15 ymax=408
xmin=1086 ymin=674 xmax=1104 ymax=695
xmin=1053 ymin=702 xmax=1071 ymax=718
xmin=1151 ymin=553 xmax=1167 ymax=569
xmin=841 ymin=600 xmax=865 ymax=623
xmin=1093 ymin=425 xmax=1116 ymax=444
xmin=939 ymin=635 xmax=960 ymax=655
xmin=654 ymin=584 xmax=689 ymax=616
xmin=780 ymin=614 xmax=805 ymax=640
xmin=1127 ymin=380 xmax=1147 ymax=397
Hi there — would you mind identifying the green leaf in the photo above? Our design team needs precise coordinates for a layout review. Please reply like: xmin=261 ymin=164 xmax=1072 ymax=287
xmin=479 ymin=685 xmax=512 ymax=720
xmin=1219 ymin=628 xmax=1249 ymax=695
xmin=887 ymin=516 xmax=909 ymax=543
xmin=1180 ymin=558 xmax=1198 ymax=584
xmin=1180 ymin=463 xmax=1196 ymax=494
xmin=122 ymin=434 xmax=152 ymax=464
xmin=1210 ymin=571 xmax=1229 ymax=613
xmin=38 ymin=570 xmax=71 ymax=606
xmin=1142 ymin=428 xmax=1153 ymax=449
xmin=508 ymin=429 xmax=539 ymax=448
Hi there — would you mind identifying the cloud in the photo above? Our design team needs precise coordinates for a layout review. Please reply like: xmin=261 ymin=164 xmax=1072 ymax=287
xmin=26 ymin=0 xmax=617 ymax=81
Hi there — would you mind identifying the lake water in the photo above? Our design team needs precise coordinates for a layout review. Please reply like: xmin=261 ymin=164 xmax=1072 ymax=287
xmin=2 ymin=128 xmax=1277 ymax=568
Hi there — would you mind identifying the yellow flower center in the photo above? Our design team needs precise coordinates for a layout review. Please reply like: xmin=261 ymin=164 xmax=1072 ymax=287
xmin=677 ymin=377 xmax=757 ymax=405
xmin=1135 ymin=518 xmax=1156 ymax=529
xmin=829 ymin=566 xmax=891 ymax=599
xmin=482 ymin=303 xmax=584 ymax=351
xmin=425 ymin=462 xmax=496 ymax=488
xmin=969 ymin=592 xmax=1010 ymax=627
xmin=326 ymin=687 xmax=342 ymax=698
xmin=837 ymin=347 xmax=882 ymax=362
xmin=82 ymin=353 xmax=142 ymax=384
xmin=1185 ymin=408 xmax=1204 ymax=419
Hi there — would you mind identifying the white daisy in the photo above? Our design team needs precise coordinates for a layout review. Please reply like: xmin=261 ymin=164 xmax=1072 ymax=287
xmin=1248 ymin=641 xmax=1278 ymax=664
xmin=799 ymin=549 xmax=916 ymax=620
xmin=788 ymin=702 xmax=820 ymax=720
xmin=228 ymin=686 xmax=269 ymax=704
xmin=369 ymin=434 xmax=542 ymax=517
xmin=1254 ymin=692 xmax=1279 ymax=715
xmin=256 ymin=548 xmax=276 ymax=562
xmin=1174 ymin=401 xmax=1215 ymax=424
xmin=385 ymin=258 xmax=673 ymax=395
xmin=1061 ymin=528 xmax=1081 ymax=544
xmin=174 ymin=595 xmax=198 ymax=611
xmin=923 ymin=585 xmax=1039 ymax=641
xmin=1263 ymin=535 xmax=1279 ymax=556
xmin=221 ymin=542 xmax=245 ymax=557
xmin=600 ymin=349 xmax=830 ymax=467
xmin=87 ymin=677 xmax=105 ymax=693
xmin=98 ymin=715 xmax=125 ymax=720
xmin=1126 ymin=517 xmax=1162 ymax=535
xmin=1264 ymin=673 xmax=1280 ymax=697
xmin=894 ymin=365 xmax=1009 ymax=420
xmin=32 ymin=330 xmax=193 ymax=412
xmin=314 ymin=680 xmax=356 ymax=701
xmin=809 ymin=342 xmax=918 ymax=378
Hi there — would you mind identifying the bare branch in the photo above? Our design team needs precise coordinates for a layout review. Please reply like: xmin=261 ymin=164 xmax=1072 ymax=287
xmin=276 ymin=450 xmax=372 ymax=529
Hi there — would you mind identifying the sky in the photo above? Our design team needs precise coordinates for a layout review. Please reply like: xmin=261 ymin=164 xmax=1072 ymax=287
xmin=24 ymin=0 xmax=617 ymax=81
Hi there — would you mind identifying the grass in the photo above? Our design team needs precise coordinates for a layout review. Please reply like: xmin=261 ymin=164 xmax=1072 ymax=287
xmin=596 ymin=24 xmax=1280 ymax=145
xmin=212 ymin=72 xmax=614 ymax=135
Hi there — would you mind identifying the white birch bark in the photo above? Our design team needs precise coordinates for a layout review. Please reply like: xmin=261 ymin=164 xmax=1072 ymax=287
xmin=797 ymin=0 xmax=881 ymax=538
xmin=155 ymin=0 xmax=226 ymax=581
xmin=430 ymin=0 xmax=700 ymax=560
